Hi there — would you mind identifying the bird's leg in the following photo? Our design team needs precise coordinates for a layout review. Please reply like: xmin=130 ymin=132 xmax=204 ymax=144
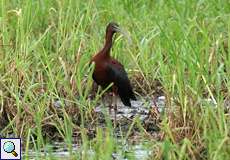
xmin=109 ymin=92 xmax=112 ymax=115
xmin=113 ymin=92 xmax=117 ymax=128
xmin=112 ymin=86 xmax=118 ymax=128
xmin=90 ymin=82 xmax=98 ymax=100
xmin=101 ymin=89 xmax=106 ymax=107
xmin=102 ymin=92 xmax=112 ymax=115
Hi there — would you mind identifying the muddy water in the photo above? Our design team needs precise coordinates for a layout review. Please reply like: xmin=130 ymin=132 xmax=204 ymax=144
xmin=94 ymin=95 xmax=165 ymax=121
xmin=26 ymin=141 xmax=152 ymax=159
xmin=26 ymin=96 xmax=228 ymax=159
xmin=25 ymin=97 xmax=166 ymax=159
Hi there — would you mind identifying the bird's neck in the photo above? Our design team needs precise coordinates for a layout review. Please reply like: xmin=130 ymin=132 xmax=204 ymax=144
xmin=101 ymin=31 xmax=114 ymax=57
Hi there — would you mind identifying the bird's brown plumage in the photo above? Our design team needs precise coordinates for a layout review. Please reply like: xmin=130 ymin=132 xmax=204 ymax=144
xmin=91 ymin=22 xmax=136 ymax=106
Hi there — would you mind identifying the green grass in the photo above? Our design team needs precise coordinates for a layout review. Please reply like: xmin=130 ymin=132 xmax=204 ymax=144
xmin=0 ymin=0 xmax=230 ymax=159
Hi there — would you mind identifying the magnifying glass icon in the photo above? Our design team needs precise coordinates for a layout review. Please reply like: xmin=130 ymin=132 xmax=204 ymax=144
xmin=3 ymin=141 xmax=18 ymax=157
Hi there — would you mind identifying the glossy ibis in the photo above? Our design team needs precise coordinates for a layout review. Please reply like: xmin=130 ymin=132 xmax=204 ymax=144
xmin=91 ymin=22 xmax=136 ymax=124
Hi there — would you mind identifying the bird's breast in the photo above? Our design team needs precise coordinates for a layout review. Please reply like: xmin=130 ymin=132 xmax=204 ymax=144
xmin=92 ymin=62 xmax=111 ymax=87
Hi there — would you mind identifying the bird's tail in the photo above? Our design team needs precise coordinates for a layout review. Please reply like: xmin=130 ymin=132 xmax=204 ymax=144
xmin=117 ymin=83 xmax=136 ymax=107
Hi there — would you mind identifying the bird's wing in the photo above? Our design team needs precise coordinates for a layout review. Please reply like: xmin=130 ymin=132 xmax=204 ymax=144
xmin=107 ymin=63 xmax=136 ymax=106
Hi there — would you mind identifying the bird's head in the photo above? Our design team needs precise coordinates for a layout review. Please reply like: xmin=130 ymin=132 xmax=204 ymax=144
xmin=106 ymin=22 xmax=120 ymax=34
xmin=105 ymin=22 xmax=132 ymax=44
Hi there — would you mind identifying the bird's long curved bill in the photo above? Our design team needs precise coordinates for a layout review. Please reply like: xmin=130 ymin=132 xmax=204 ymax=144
xmin=114 ymin=26 xmax=132 ymax=44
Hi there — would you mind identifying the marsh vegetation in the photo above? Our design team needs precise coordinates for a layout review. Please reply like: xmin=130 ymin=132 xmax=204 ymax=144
xmin=0 ymin=0 xmax=230 ymax=159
